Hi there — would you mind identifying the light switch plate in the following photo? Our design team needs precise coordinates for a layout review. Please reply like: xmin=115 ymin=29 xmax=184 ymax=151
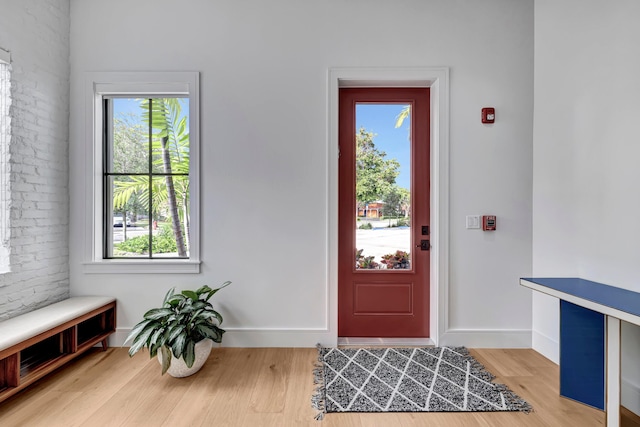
xmin=466 ymin=215 xmax=480 ymax=229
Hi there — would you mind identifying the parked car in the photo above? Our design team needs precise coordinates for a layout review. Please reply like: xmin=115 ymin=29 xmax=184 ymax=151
xmin=113 ymin=216 xmax=131 ymax=227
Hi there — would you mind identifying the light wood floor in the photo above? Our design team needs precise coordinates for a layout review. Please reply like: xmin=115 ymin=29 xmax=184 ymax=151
xmin=1 ymin=347 xmax=638 ymax=426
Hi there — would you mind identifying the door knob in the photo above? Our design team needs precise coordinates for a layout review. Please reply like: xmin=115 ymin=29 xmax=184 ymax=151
xmin=416 ymin=240 xmax=430 ymax=251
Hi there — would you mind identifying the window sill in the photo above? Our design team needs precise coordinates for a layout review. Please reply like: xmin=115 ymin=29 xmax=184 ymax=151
xmin=83 ymin=259 xmax=201 ymax=274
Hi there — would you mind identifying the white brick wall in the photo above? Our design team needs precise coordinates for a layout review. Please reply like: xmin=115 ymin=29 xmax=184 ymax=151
xmin=0 ymin=0 xmax=70 ymax=320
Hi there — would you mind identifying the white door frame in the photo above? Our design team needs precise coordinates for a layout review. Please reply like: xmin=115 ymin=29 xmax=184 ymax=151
xmin=327 ymin=67 xmax=450 ymax=346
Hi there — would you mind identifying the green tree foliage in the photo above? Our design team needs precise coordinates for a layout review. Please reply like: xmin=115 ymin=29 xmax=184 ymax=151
xmin=397 ymin=187 xmax=410 ymax=217
xmin=113 ymin=113 xmax=148 ymax=172
xmin=112 ymin=114 xmax=148 ymax=225
xmin=382 ymin=186 xmax=411 ymax=226
xmin=356 ymin=127 xmax=400 ymax=205
xmin=382 ymin=186 xmax=402 ymax=219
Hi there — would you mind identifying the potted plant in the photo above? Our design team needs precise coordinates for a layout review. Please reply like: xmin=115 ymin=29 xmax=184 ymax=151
xmin=125 ymin=281 xmax=231 ymax=377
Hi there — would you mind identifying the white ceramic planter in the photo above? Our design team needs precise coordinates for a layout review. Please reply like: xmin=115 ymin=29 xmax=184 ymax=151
xmin=157 ymin=339 xmax=213 ymax=378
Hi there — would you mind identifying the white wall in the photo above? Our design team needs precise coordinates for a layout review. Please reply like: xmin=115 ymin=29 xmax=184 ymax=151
xmin=533 ymin=0 xmax=640 ymax=413
xmin=0 ymin=0 xmax=70 ymax=320
xmin=69 ymin=0 xmax=534 ymax=347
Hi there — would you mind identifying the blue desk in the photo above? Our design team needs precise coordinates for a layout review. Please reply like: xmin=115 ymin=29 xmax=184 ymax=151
xmin=521 ymin=277 xmax=640 ymax=427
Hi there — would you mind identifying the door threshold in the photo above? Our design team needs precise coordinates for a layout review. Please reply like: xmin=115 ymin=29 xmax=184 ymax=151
xmin=338 ymin=337 xmax=435 ymax=347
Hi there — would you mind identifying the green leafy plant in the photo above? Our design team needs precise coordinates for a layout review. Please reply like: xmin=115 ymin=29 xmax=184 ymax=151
xmin=125 ymin=281 xmax=231 ymax=375
xmin=381 ymin=250 xmax=411 ymax=269
xmin=358 ymin=222 xmax=373 ymax=230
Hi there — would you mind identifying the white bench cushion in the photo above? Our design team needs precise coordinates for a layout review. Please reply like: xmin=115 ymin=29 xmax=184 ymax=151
xmin=0 ymin=296 xmax=116 ymax=352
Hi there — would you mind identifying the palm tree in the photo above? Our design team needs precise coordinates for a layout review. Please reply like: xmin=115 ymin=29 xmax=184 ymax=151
xmin=395 ymin=105 xmax=410 ymax=129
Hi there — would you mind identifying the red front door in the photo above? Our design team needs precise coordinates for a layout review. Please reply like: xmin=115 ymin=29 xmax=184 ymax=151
xmin=338 ymin=87 xmax=430 ymax=338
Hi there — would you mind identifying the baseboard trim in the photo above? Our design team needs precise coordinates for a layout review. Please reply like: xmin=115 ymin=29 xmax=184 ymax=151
xmin=622 ymin=379 xmax=640 ymax=419
xmin=111 ymin=327 xmax=533 ymax=349
xmin=110 ymin=327 xmax=336 ymax=348
xmin=109 ymin=328 xmax=132 ymax=347
xmin=438 ymin=328 xmax=531 ymax=348
xmin=532 ymin=330 xmax=559 ymax=364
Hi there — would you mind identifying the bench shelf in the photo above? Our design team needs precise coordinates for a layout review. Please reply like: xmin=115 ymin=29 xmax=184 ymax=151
xmin=0 ymin=298 xmax=116 ymax=403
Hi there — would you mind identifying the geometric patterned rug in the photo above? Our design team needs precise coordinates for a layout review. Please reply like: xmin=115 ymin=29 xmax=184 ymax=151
xmin=312 ymin=346 xmax=532 ymax=419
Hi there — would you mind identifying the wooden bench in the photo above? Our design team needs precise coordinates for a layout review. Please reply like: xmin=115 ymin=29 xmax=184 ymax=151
xmin=0 ymin=296 xmax=116 ymax=403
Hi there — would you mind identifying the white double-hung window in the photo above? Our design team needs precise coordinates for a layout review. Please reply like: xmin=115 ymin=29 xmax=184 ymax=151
xmin=85 ymin=72 xmax=200 ymax=273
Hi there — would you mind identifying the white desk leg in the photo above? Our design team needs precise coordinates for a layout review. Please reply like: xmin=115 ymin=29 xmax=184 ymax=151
xmin=607 ymin=316 xmax=621 ymax=427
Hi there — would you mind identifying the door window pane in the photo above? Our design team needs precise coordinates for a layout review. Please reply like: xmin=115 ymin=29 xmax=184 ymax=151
xmin=355 ymin=104 xmax=411 ymax=270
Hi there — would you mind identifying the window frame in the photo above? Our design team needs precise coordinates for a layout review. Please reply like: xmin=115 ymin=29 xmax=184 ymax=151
xmin=83 ymin=72 xmax=200 ymax=274
xmin=0 ymin=48 xmax=10 ymax=273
